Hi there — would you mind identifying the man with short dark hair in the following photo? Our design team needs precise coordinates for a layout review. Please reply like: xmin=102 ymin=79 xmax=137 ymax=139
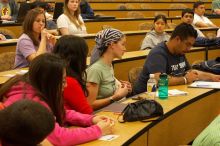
xmin=193 ymin=1 xmax=217 ymax=27
xmin=181 ymin=8 xmax=220 ymax=46
xmin=133 ymin=23 xmax=220 ymax=94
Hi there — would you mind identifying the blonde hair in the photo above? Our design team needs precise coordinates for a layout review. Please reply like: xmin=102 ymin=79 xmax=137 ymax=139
xmin=64 ymin=0 xmax=84 ymax=29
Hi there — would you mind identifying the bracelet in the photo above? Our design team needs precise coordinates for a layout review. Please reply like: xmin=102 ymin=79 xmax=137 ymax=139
xmin=109 ymin=97 xmax=115 ymax=104
xmin=183 ymin=77 xmax=187 ymax=85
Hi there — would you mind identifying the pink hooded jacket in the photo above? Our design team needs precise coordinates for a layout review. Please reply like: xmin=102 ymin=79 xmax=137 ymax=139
xmin=3 ymin=82 xmax=102 ymax=146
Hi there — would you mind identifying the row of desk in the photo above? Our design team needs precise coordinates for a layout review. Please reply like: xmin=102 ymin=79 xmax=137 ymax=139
xmin=78 ymin=85 xmax=220 ymax=146
xmin=0 ymin=66 xmax=219 ymax=146
xmin=1 ymin=69 xmax=220 ymax=146
xmin=0 ymin=46 xmax=219 ymax=82
xmin=87 ymin=0 xmax=213 ymax=2
xmin=0 ymin=17 xmax=219 ymax=37
xmin=0 ymin=27 xmax=218 ymax=55
xmin=90 ymin=1 xmax=212 ymax=10
xmin=93 ymin=8 xmax=212 ymax=18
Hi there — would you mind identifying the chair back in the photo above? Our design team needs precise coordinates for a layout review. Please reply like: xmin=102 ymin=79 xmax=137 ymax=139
xmin=0 ymin=52 xmax=16 ymax=72
xmin=139 ymin=22 xmax=153 ymax=30
xmin=127 ymin=11 xmax=145 ymax=18
xmin=128 ymin=67 xmax=143 ymax=86
xmin=0 ymin=28 xmax=16 ymax=39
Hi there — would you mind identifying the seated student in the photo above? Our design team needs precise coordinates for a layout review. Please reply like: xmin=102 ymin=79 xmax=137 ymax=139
xmin=31 ymin=1 xmax=57 ymax=30
xmin=133 ymin=23 xmax=220 ymax=94
xmin=0 ymin=34 xmax=6 ymax=41
xmin=0 ymin=99 xmax=55 ymax=146
xmin=0 ymin=53 xmax=114 ymax=146
xmin=0 ymin=0 xmax=18 ymax=21
xmin=14 ymin=8 xmax=56 ymax=69
xmin=140 ymin=14 xmax=170 ymax=50
xmin=87 ymin=28 xmax=132 ymax=110
xmin=212 ymin=0 xmax=220 ymax=15
xmin=57 ymin=0 xmax=87 ymax=35
xmin=193 ymin=1 xmax=217 ymax=27
xmin=80 ymin=0 xmax=95 ymax=19
xmin=192 ymin=115 xmax=220 ymax=146
xmin=53 ymin=35 xmax=93 ymax=114
xmin=181 ymin=8 xmax=220 ymax=46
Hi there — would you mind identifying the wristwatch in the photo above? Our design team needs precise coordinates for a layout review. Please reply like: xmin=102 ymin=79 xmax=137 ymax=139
xmin=109 ymin=97 xmax=115 ymax=103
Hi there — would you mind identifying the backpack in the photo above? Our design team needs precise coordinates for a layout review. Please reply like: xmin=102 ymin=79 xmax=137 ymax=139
xmin=192 ymin=57 xmax=220 ymax=75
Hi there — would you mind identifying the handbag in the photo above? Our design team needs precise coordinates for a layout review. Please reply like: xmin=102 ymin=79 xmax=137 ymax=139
xmin=118 ymin=99 xmax=164 ymax=122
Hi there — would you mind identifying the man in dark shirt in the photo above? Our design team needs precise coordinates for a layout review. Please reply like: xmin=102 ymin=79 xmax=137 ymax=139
xmin=80 ymin=0 xmax=94 ymax=19
xmin=133 ymin=23 xmax=220 ymax=94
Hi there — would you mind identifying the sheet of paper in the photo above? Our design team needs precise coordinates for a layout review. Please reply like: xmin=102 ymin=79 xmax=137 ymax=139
xmin=189 ymin=81 xmax=220 ymax=89
xmin=156 ymin=89 xmax=188 ymax=97
xmin=99 ymin=135 xmax=119 ymax=141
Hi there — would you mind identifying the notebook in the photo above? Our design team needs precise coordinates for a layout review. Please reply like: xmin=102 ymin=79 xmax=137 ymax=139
xmin=101 ymin=102 xmax=127 ymax=113
xmin=188 ymin=81 xmax=220 ymax=89
xmin=53 ymin=2 xmax=64 ymax=20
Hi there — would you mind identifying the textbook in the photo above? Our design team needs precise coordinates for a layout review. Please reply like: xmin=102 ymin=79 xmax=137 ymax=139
xmin=188 ymin=81 xmax=220 ymax=89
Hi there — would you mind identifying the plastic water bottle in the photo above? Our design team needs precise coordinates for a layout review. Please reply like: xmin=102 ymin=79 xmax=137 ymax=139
xmin=158 ymin=73 xmax=168 ymax=99
xmin=147 ymin=74 xmax=157 ymax=99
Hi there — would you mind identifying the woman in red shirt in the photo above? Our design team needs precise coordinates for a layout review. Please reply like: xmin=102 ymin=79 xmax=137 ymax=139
xmin=53 ymin=35 xmax=93 ymax=114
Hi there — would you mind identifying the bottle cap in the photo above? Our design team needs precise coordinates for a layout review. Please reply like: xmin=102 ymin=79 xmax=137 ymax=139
xmin=149 ymin=74 xmax=154 ymax=78
xmin=160 ymin=73 xmax=167 ymax=78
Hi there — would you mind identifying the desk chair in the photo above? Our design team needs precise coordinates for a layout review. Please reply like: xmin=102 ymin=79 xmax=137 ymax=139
xmin=128 ymin=67 xmax=143 ymax=87
xmin=0 ymin=52 xmax=16 ymax=72
xmin=0 ymin=28 xmax=16 ymax=39
xmin=117 ymin=4 xmax=134 ymax=10
xmin=139 ymin=22 xmax=153 ymax=30
xmin=140 ymin=4 xmax=151 ymax=9
xmin=167 ymin=22 xmax=177 ymax=29
xmin=127 ymin=11 xmax=145 ymax=18
xmin=169 ymin=4 xmax=187 ymax=9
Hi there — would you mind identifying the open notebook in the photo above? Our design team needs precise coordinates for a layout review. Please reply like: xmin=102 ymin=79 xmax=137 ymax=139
xmin=189 ymin=81 xmax=220 ymax=89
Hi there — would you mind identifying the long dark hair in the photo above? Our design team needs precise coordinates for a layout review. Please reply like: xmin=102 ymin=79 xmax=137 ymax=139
xmin=0 ymin=99 xmax=55 ymax=146
xmin=0 ymin=53 xmax=66 ymax=125
xmin=23 ymin=8 xmax=46 ymax=46
xmin=53 ymin=35 xmax=89 ymax=96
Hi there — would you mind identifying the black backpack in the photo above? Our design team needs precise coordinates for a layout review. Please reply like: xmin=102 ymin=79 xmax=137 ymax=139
xmin=192 ymin=57 xmax=220 ymax=75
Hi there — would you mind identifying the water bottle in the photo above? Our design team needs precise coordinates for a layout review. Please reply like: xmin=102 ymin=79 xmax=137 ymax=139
xmin=158 ymin=73 xmax=168 ymax=99
xmin=147 ymin=74 xmax=157 ymax=99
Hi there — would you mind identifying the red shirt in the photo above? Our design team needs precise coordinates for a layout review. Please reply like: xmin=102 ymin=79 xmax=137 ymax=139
xmin=63 ymin=77 xmax=93 ymax=114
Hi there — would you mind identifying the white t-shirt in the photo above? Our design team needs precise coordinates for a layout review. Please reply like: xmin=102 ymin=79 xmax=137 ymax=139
xmin=57 ymin=14 xmax=87 ymax=35
xmin=193 ymin=13 xmax=214 ymax=26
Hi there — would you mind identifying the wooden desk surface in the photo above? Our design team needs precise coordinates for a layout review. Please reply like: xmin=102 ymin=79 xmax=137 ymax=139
xmin=80 ymin=85 xmax=220 ymax=145
xmin=90 ymin=2 xmax=211 ymax=10
xmin=88 ymin=0 xmax=212 ymax=2
xmin=0 ymin=27 xmax=218 ymax=55
xmin=93 ymin=8 xmax=212 ymax=18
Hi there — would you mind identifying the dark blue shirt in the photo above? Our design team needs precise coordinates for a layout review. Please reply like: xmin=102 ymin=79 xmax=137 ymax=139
xmin=133 ymin=42 xmax=190 ymax=94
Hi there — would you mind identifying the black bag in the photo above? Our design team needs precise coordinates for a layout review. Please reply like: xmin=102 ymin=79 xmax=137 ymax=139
xmin=192 ymin=57 xmax=220 ymax=75
xmin=118 ymin=99 xmax=164 ymax=122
